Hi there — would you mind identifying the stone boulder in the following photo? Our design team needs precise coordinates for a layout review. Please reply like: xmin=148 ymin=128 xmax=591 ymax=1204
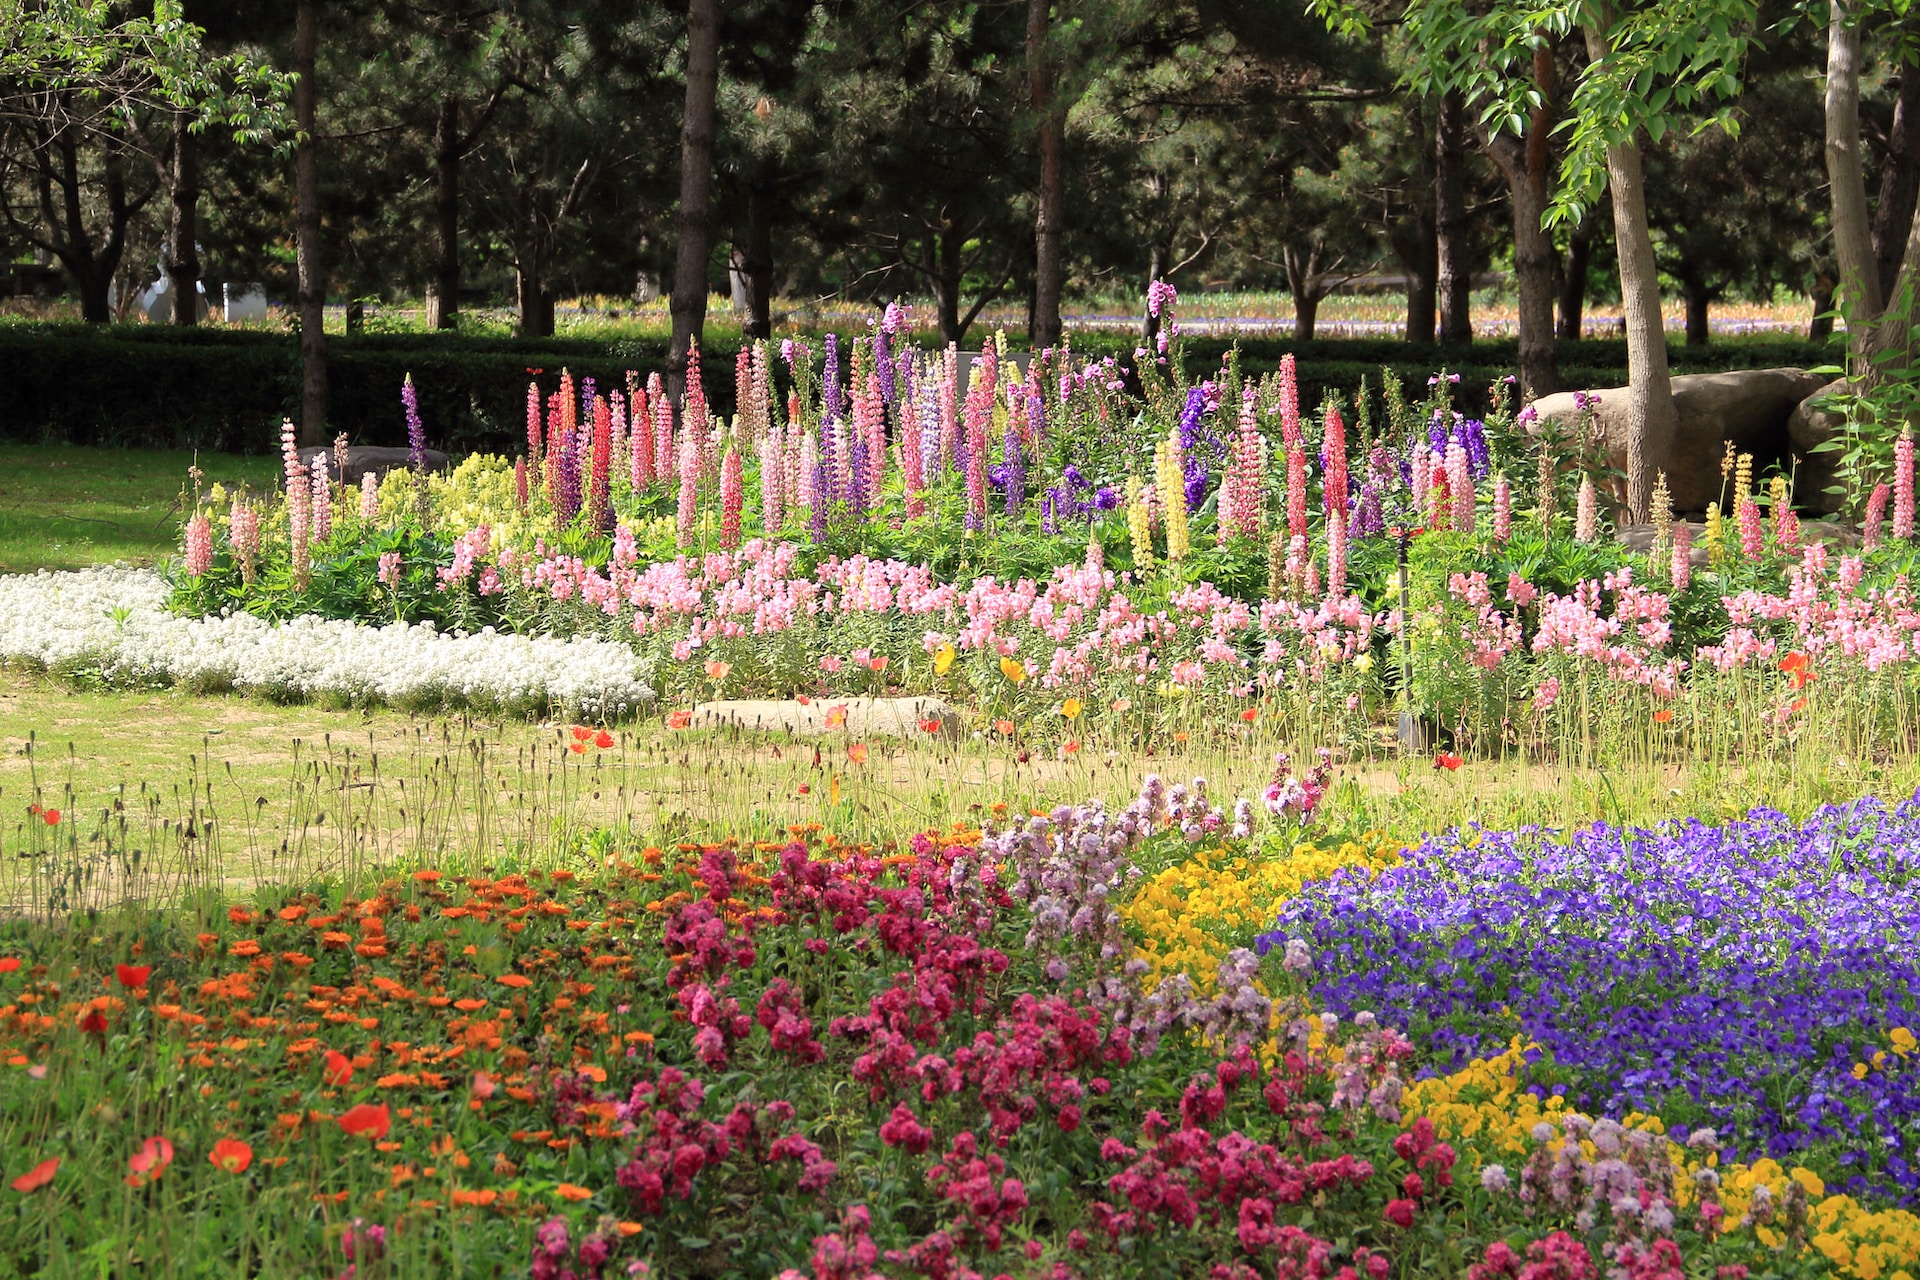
xmin=297 ymin=445 xmax=451 ymax=487
xmin=1527 ymin=368 xmax=1829 ymax=513
xmin=1785 ymin=378 xmax=1849 ymax=514
xmin=689 ymin=696 xmax=961 ymax=739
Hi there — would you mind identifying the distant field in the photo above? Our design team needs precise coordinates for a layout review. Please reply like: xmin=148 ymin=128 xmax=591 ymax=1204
xmin=1 ymin=289 xmax=1824 ymax=342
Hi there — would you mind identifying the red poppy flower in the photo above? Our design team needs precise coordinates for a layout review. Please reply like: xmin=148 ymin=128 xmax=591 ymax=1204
xmin=10 ymin=1158 xmax=57 ymax=1193
xmin=666 ymin=711 xmax=691 ymax=730
xmin=593 ymin=729 xmax=613 ymax=749
xmin=1240 ymin=708 xmax=1259 ymax=723
xmin=338 ymin=1103 xmax=391 ymax=1140
xmin=570 ymin=725 xmax=592 ymax=741
xmin=209 ymin=1138 xmax=252 ymax=1174
xmin=41 ymin=809 xmax=59 ymax=827
xmin=323 ymin=1049 xmax=354 ymax=1087
xmin=0 ymin=958 xmax=19 ymax=974
xmin=79 ymin=1007 xmax=108 ymax=1036
xmin=918 ymin=718 xmax=942 ymax=734
xmin=1434 ymin=752 xmax=1463 ymax=771
xmin=115 ymin=963 xmax=152 ymax=989
xmin=125 ymin=1136 xmax=174 ymax=1187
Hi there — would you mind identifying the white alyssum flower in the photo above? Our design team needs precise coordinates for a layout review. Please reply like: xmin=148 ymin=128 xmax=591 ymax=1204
xmin=0 ymin=567 xmax=653 ymax=719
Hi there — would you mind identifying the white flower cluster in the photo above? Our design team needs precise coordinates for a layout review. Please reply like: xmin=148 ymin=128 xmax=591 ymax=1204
xmin=0 ymin=567 xmax=654 ymax=719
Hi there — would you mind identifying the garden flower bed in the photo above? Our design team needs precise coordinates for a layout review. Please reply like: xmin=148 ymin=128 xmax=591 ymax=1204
xmin=1266 ymin=792 xmax=1920 ymax=1208
xmin=0 ymin=567 xmax=652 ymax=718
xmin=1 ymin=778 xmax=1914 ymax=1277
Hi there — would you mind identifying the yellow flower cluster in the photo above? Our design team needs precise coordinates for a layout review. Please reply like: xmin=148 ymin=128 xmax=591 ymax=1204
xmin=1153 ymin=432 xmax=1189 ymax=562
xmin=1126 ymin=475 xmax=1153 ymax=574
xmin=1406 ymin=1043 xmax=1920 ymax=1280
xmin=1120 ymin=835 xmax=1402 ymax=990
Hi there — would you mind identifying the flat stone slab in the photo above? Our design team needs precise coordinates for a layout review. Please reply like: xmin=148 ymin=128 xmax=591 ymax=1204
xmin=690 ymin=696 xmax=961 ymax=738
xmin=298 ymin=445 xmax=451 ymax=486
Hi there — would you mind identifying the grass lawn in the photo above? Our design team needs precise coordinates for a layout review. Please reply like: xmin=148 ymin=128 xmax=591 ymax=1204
xmin=0 ymin=443 xmax=277 ymax=574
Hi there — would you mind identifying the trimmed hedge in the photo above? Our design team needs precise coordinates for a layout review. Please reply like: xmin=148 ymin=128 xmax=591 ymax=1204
xmin=0 ymin=322 xmax=1840 ymax=454
xmin=0 ymin=325 xmax=710 ymax=455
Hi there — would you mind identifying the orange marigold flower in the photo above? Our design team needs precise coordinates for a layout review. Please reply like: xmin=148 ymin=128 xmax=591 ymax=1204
xmin=496 ymin=973 xmax=532 ymax=989
xmin=555 ymin=1183 xmax=594 ymax=1202
xmin=412 ymin=870 xmax=442 ymax=884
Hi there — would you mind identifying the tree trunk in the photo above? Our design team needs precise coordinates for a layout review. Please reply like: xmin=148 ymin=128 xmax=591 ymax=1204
xmin=1681 ymin=272 xmax=1711 ymax=347
xmin=428 ymin=95 xmax=460 ymax=330
xmin=1285 ymin=246 xmax=1324 ymax=342
xmin=1027 ymin=0 xmax=1064 ymax=349
xmin=1876 ymin=61 xmax=1920 ymax=299
xmin=1827 ymin=0 xmax=1883 ymax=333
xmin=741 ymin=175 xmax=775 ymax=340
xmin=1586 ymin=19 xmax=1675 ymax=522
xmin=1435 ymin=90 xmax=1472 ymax=345
xmin=516 ymin=249 xmax=552 ymax=338
xmin=164 ymin=113 xmax=199 ymax=327
xmin=1392 ymin=214 xmax=1437 ymax=345
xmin=669 ymin=0 xmax=722 ymax=403
xmin=294 ymin=0 xmax=327 ymax=445
xmin=1141 ymin=240 xmax=1166 ymax=341
xmin=1486 ymin=133 xmax=1559 ymax=398
xmin=1557 ymin=216 xmax=1594 ymax=340
xmin=1398 ymin=98 xmax=1438 ymax=345
xmin=1810 ymin=271 xmax=1837 ymax=339
xmin=935 ymin=226 xmax=964 ymax=346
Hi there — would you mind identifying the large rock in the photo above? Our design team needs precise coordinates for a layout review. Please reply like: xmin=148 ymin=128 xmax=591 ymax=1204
xmin=1527 ymin=368 xmax=1829 ymax=513
xmin=297 ymin=445 xmax=451 ymax=487
xmin=689 ymin=696 xmax=961 ymax=738
xmin=1785 ymin=378 xmax=1849 ymax=514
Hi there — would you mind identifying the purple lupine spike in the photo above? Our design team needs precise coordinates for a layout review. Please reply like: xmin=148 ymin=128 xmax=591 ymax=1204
xmin=848 ymin=441 xmax=868 ymax=517
xmin=823 ymin=333 xmax=843 ymax=425
xmin=1002 ymin=427 xmax=1024 ymax=515
xmin=402 ymin=374 xmax=426 ymax=470
xmin=810 ymin=461 xmax=830 ymax=543
xmin=875 ymin=331 xmax=896 ymax=406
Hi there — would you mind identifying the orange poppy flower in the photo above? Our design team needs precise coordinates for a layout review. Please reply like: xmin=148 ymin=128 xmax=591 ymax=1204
xmin=1652 ymin=709 xmax=1674 ymax=723
xmin=1240 ymin=708 xmax=1258 ymax=723
xmin=847 ymin=743 xmax=869 ymax=764
xmin=704 ymin=659 xmax=732 ymax=681
xmin=338 ymin=1103 xmax=391 ymax=1140
xmin=10 ymin=1158 xmax=57 ymax=1193
xmin=666 ymin=710 xmax=691 ymax=730
xmin=825 ymin=705 xmax=849 ymax=729
xmin=209 ymin=1138 xmax=252 ymax=1174
xmin=1059 ymin=739 xmax=1082 ymax=757
xmin=867 ymin=655 xmax=889 ymax=674
xmin=994 ymin=719 xmax=1015 ymax=735
xmin=570 ymin=726 xmax=593 ymax=741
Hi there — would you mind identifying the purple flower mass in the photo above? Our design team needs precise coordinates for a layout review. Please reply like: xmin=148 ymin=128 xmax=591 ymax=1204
xmin=1261 ymin=792 xmax=1920 ymax=1204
